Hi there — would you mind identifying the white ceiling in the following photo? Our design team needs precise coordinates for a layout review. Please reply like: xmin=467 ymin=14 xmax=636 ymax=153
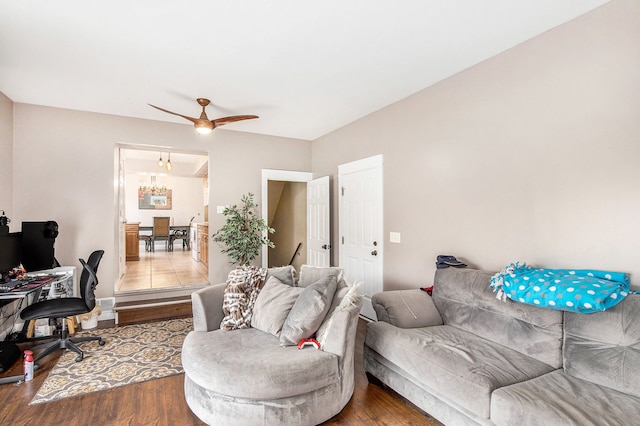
xmin=0 ymin=0 xmax=609 ymax=141
xmin=122 ymin=148 xmax=208 ymax=177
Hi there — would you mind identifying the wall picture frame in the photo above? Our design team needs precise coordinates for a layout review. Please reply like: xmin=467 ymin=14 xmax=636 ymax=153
xmin=138 ymin=188 xmax=172 ymax=210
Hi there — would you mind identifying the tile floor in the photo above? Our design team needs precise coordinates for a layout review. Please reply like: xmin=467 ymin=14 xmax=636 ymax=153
xmin=117 ymin=244 xmax=209 ymax=292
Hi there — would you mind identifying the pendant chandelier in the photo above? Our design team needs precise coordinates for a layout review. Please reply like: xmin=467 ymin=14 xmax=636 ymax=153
xmin=158 ymin=152 xmax=172 ymax=171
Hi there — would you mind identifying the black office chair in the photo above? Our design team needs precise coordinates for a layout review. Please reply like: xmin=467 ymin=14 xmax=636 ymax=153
xmin=20 ymin=250 xmax=106 ymax=363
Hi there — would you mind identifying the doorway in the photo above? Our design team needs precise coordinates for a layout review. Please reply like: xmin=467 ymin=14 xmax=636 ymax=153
xmin=261 ymin=170 xmax=331 ymax=270
xmin=267 ymin=180 xmax=308 ymax=270
xmin=116 ymin=147 xmax=210 ymax=294
xmin=339 ymin=155 xmax=384 ymax=320
xmin=261 ymin=170 xmax=312 ymax=269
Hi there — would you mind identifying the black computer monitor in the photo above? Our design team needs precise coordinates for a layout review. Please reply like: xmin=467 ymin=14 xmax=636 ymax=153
xmin=20 ymin=221 xmax=58 ymax=272
xmin=0 ymin=232 xmax=22 ymax=278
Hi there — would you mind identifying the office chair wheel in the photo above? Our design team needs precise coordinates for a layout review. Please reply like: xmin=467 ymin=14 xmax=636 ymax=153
xmin=75 ymin=354 xmax=84 ymax=362
xmin=99 ymin=339 xmax=105 ymax=346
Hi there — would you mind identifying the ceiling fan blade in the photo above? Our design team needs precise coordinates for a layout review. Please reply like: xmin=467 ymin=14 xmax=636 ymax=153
xmin=212 ymin=115 xmax=259 ymax=127
xmin=148 ymin=103 xmax=199 ymax=125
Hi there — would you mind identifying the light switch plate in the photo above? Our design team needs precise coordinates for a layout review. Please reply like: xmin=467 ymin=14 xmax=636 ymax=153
xmin=217 ymin=206 xmax=226 ymax=214
xmin=390 ymin=232 xmax=401 ymax=243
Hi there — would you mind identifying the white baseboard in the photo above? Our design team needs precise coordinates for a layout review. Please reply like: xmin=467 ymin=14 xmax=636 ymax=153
xmin=97 ymin=297 xmax=116 ymax=321
xmin=98 ymin=311 xmax=116 ymax=321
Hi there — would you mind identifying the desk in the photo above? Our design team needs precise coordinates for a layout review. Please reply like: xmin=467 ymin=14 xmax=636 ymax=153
xmin=139 ymin=225 xmax=191 ymax=251
xmin=0 ymin=276 xmax=54 ymax=299
xmin=0 ymin=268 xmax=75 ymax=340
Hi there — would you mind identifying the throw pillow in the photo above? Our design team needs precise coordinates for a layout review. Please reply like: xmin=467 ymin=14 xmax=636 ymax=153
xmin=251 ymin=276 xmax=303 ymax=336
xmin=279 ymin=274 xmax=338 ymax=346
xmin=265 ymin=265 xmax=297 ymax=287
xmin=299 ymin=265 xmax=346 ymax=289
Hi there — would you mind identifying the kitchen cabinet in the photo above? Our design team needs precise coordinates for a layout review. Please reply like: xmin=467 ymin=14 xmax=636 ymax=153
xmin=198 ymin=223 xmax=208 ymax=266
xmin=125 ymin=222 xmax=140 ymax=261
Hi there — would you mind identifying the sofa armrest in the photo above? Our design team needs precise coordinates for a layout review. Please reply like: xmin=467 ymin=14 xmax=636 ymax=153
xmin=318 ymin=298 xmax=363 ymax=359
xmin=191 ymin=283 xmax=226 ymax=332
xmin=372 ymin=289 xmax=443 ymax=328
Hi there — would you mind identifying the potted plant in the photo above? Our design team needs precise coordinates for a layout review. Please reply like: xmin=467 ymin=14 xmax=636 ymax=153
xmin=212 ymin=193 xmax=275 ymax=266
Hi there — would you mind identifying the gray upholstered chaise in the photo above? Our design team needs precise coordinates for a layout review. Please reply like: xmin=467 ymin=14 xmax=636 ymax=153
xmin=364 ymin=267 xmax=640 ymax=425
xmin=182 ymin=266 xmax=363 ymax=426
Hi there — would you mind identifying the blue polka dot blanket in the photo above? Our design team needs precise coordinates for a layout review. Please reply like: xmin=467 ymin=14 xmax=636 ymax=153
xmin=490 ymin=261 xmax=633 ymax=313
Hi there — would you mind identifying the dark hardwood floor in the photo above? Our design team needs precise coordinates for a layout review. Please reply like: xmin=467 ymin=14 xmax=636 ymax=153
xmin=0 ymin=318 xmax=440 ymax=426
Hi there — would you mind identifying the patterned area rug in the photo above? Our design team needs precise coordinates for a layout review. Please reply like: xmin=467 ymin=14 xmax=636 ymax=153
xmin=30 ymin=317 xmax=192 ymax=405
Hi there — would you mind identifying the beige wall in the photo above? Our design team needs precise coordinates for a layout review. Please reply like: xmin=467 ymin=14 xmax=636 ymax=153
xmin=12 ymin=104 xmax=311 ymax=298
xmin=312 ymin=0 xmax=640 ymax=290
xmin=0 ymin=92 xmax=13 ymax=217
xmin=207 ymin=129 xmax=312 ymax=281
xmin=125 ymin=173 xmax=205 ymax=226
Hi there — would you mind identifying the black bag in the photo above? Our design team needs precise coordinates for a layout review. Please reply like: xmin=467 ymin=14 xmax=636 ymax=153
xmin=0 ymin=341 xmax=20 ymax=373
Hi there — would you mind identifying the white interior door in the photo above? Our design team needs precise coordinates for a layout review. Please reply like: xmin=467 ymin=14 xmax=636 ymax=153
xmin=339 ymin=155 xmax=383 ymax=320
xmin=307 ymin=176 xmax=330 ymax=267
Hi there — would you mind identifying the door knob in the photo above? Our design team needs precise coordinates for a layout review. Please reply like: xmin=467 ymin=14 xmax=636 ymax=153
xmin=371 ymin=250 xmax=378 ymax=256
xmin=322 ymin=244 xmax=332 ymax=250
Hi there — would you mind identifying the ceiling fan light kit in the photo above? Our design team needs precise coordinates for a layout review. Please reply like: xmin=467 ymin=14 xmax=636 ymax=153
xmin=195 ymin=122 xmax=213 ymax=135
xmin=148 ymin=97 xmax=258 ymax=135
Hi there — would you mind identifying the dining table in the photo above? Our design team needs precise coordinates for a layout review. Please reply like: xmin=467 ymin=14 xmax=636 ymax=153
xmin=139 ymin=225 xmax=191 ymax=251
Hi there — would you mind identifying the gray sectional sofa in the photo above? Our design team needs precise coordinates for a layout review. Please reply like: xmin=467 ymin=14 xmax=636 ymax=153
xmin=364 ymin=267 xmax=640 ymax=425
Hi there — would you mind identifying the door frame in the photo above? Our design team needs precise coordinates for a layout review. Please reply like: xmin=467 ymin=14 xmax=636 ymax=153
xmin=114 ymin=143 xmax=211 ymax=297
xmin=261 ymin=169 xmax=313 ymax=268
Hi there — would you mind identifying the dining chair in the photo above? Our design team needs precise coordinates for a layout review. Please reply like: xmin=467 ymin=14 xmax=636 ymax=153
xmin=151 ymin=217 xmax=171 ymax=252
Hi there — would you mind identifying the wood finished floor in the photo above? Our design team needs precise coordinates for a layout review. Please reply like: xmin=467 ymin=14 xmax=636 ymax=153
xmin=0 ymin=318 xmax=442 ymax=426
xmin=117 ymin=245 xmax=208 ymax=292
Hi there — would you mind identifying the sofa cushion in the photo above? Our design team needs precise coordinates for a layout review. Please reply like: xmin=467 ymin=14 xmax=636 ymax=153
xmin=182 ymin=327 xmax=339 ymax=400
xmin=371 ymin=289 xmax=443 ymax=328
xmin=491 ymin=369 xmax=640 ymax=426
xmin=432 ymin=268 xmax=564 ymax=368
xmin=563 ymin=293 xmax=640 ymax=398
xmin=251 ymin=276 xmax=303 ymax=336
xmin=280 ymin=275 xmax=337 ymax=346
xmin=299 ymin=265 xmax=346 ymax=289
xmin=265 ymin=265 xmax=297 ymax=287
xmin=365 ymin=321 xmax=555 ymax=419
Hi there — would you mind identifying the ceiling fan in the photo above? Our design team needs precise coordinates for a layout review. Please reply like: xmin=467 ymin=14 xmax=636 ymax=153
xmin=148 ymin=98 xmax=258 ymax=134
